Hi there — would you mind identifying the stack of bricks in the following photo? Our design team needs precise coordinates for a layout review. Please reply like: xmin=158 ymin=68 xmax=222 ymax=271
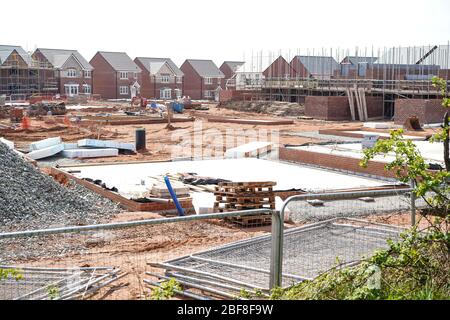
xmin=214 ymin=181 xmax=276 ymax=227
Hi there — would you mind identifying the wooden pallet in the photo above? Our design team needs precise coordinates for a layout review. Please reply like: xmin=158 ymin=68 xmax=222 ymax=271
xmin=226 ymin=215 xmax=272 ymax=227
xmin=214 ymin=181 xmax=276 ymax=227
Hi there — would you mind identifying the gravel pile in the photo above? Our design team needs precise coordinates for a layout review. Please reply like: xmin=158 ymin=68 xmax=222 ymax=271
xmin=218 ymin=101 xmax=305 ymax=117
xmin=0 ymin=141 xmax=121 ymax=232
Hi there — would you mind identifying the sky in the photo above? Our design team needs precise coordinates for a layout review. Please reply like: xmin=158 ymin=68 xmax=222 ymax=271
xmin=2 ymin=0 xmax=450 ymax=67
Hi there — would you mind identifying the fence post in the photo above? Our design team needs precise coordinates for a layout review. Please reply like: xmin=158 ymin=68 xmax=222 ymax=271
xmin=410 ymin=179 xmax=416 ymax=227
xmin=270 ymin=210 xmax=283 ymax=290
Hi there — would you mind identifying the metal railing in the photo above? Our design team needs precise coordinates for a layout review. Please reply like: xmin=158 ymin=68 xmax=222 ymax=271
xmin=0 ymin=188 xmax=420 ymax=299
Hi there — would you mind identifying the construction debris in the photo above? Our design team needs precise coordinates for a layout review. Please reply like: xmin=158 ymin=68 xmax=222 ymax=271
xmin=0 ymin=141 xmax=120 ymax=231
xmin=27 ymin=143 xmax=65 ymax=160
xmin=218 ymin=101 xmax=305 ymax=117
xmin=206 ymin=116 xmax=294 ymax=126
xmin=404 ymin=116 xmax=423 ymax=131
xmin=0 ymin=266 xmax=126 ymax=300
xmin=78 ymin=139 xmax=136 ymax=152
xmin=29 ymin=137 xmax=62 ymax=151
xmin=225 ymin=141 xmax=273 ymax=159
xmin=62 ymin=148 xmax=119 ymax=159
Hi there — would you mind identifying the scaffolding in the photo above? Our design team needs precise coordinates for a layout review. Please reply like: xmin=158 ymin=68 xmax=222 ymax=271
xmin=0 ymin=48 xmax=58 ymax=101
xmin=229 ymin=44 xmax=450 ymax=118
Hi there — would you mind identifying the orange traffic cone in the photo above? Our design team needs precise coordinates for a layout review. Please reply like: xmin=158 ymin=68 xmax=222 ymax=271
xmin=63 ymin=115 xmax=71 ymax=127
xmin=21 ymin=116 xmax=31 ymax=130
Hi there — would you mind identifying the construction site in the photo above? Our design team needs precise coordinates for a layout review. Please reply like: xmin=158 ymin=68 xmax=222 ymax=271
xmin=1 ymin=34 xmax=450 ymax=301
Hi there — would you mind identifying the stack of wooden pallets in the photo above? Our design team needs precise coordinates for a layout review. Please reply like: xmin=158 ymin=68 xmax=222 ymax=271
xmin=214 ymin=181 xmax=276 ymax=227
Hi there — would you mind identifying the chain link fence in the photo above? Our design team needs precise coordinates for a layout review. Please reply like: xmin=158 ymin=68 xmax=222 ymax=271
xmin=0 ymin=188 xmax=423 ymax=300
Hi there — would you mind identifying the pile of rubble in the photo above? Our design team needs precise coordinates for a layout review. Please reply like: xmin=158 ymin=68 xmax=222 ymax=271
xmin=218 ymin=101 xmax=305 ymax=117
xmin=0 ymin=141 xmax=121 ymax=232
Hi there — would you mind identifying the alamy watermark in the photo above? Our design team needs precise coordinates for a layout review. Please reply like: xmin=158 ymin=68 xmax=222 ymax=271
xmin=169 ymin=120 xmax=280 ymax=160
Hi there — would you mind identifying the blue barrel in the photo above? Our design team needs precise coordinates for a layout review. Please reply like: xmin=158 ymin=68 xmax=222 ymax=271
xmin=170 ymin=102 xmax=184 ymax=113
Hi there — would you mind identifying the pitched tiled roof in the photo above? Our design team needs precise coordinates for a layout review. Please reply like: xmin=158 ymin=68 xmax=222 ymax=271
xmin=185 ymin=59 xmax=224 ymax=78
xmin=222 ymin=61 xmax=245 ymax=72
xmin=97 ymin=51 xmax=141 ymax=72
xmin=37 ymin=48 xmax=93 ymax=70
xmin=135 ymin=57 xmax=183 ymax=77
xmin=343 ymin=56 xmax=378 ymax=65
xmin=0 ymin=45 xmax=32 ymax=66
xmin=293 ymin=56 xmax=340 ymax=76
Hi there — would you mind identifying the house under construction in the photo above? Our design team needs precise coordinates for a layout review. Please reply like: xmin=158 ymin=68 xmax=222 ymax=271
xmin=0 ymin=45 xmax=58 ymax=101
xmin=226 ymin=45 xmax=450 ymax=119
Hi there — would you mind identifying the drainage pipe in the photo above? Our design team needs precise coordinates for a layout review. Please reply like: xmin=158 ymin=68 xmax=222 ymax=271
xmin=164 ymin=175 xmax=185 ymax=216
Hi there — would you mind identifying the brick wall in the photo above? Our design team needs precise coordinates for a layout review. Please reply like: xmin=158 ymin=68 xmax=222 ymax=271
xmin=279 ymin=147 xmax=395 ymax=178
xmin=305 ymin=96 xmax=383 ymax=121
xmin=394 ymin=99 xmax=446 ymax=125
xmin=90 ymin=53 xmax=117 ymax=99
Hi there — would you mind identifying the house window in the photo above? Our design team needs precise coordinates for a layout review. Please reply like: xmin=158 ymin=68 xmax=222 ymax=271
xmin=133 ymin=72 xmax=137 ymax=79
xmin=67 ymin=69 xmax=77 ymax=78
xmin=204 ymin=77 xmax=213 ymax=85
xmin=161 ymin=74 xmax=170 ymax=83
xmin=204 ymin=90 xmax=213 ymax=98
xmin=176 ymin=77 xmax=182 ymax=84
xmin=358 ymin=63 xmax=368 ymax=77
xmin=84 ymin=70 xmax=91 ymax=78
xmin=119 ymin=86 xmax=129 ymax=95
xmin=175 ymin=89 xmax=182 ymax=99
xmin=65 ymin=84 xmax=79 ymax=96
xmin=160 ymin=88 xmax=172 ymax=99
xmin=83 ymin=84 xmax=91 ymax=94
xmin=120 ymin=72 xmax=128 ymax=79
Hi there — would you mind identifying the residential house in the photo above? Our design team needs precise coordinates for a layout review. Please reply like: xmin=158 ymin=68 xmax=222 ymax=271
xmin=231 ymin=59 xmax=272 ymax=90
xmin=290 ymin=56 xmax=339 ymax=80
xmin=32 ymin=48 xmax=93 ymax=97
xmin=219 ymin=61 xmax=244 ymax=89
xmin=339 ymin=56 xmax=378 ymax=78
xmin=90 ymin=51 xmax=141 ymax=99
xmin=0 ymin=45 xmax=57 ymax=98
xmin=180 ymin=59 xmax=224 ymax=100
xmin=263 ymin=56 xmax=297 ymax=79
xmin=134 ymin=57 xmax=183 ymax=100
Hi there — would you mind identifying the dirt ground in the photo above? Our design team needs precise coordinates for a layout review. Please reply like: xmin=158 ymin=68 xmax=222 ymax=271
xmin=1 ymin=100 xmax=436 ymax=300
xmin=1 ymin=101 xmax=367 ymax=161
xmin=24 ymin=212 xmax=274 ymax=300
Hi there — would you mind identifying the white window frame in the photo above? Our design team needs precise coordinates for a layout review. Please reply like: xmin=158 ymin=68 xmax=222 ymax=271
xmin=64 ymin=84 xmax=79 ymax=96
xmin=204 ymin=90 xmax=213 ymax=98
xmin=67 ymin=69 xmax=77 ymax=78
xmin=160 ymin=74 xmax=170 ymax=83
xmin=83 ymin=84 xmax=91 ymax=94
xmin=119 ymin=86 xmax=129 ymax=95
xmin=160 ymin=88 xmax=172 ymax=99
xmin=84 ymin=70 xmax=91 ymax=78
xmin=119 ymin=71 xmax=128 ymax=80
xmin=176 ymin=77 xmax=183 ymax=84
xmin=204 ymin=77 xmax=213 ymax=85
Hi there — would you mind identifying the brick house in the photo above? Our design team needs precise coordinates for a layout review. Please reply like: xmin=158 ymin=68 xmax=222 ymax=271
xmin=134 ymin=57 xmax=183 ymax=100
xmin=180 ymin=59 xmax=224 ymax=100
xmin=263 ymin=56 xmax=297 ymax=79
xmin=0 ymin=45 xmax=57 ymax=98
xmin=219 ymin=61 xmax=244 ymax=89
xmin=90 ymin=51 xmax=141 ymax=99
xmin=32 ymin=48 xmax=93 ymax=97
xmin=338 ymin=56 xmax=378 ymax=78
xmin=290 ymin=56 xmax=340 ymax=80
